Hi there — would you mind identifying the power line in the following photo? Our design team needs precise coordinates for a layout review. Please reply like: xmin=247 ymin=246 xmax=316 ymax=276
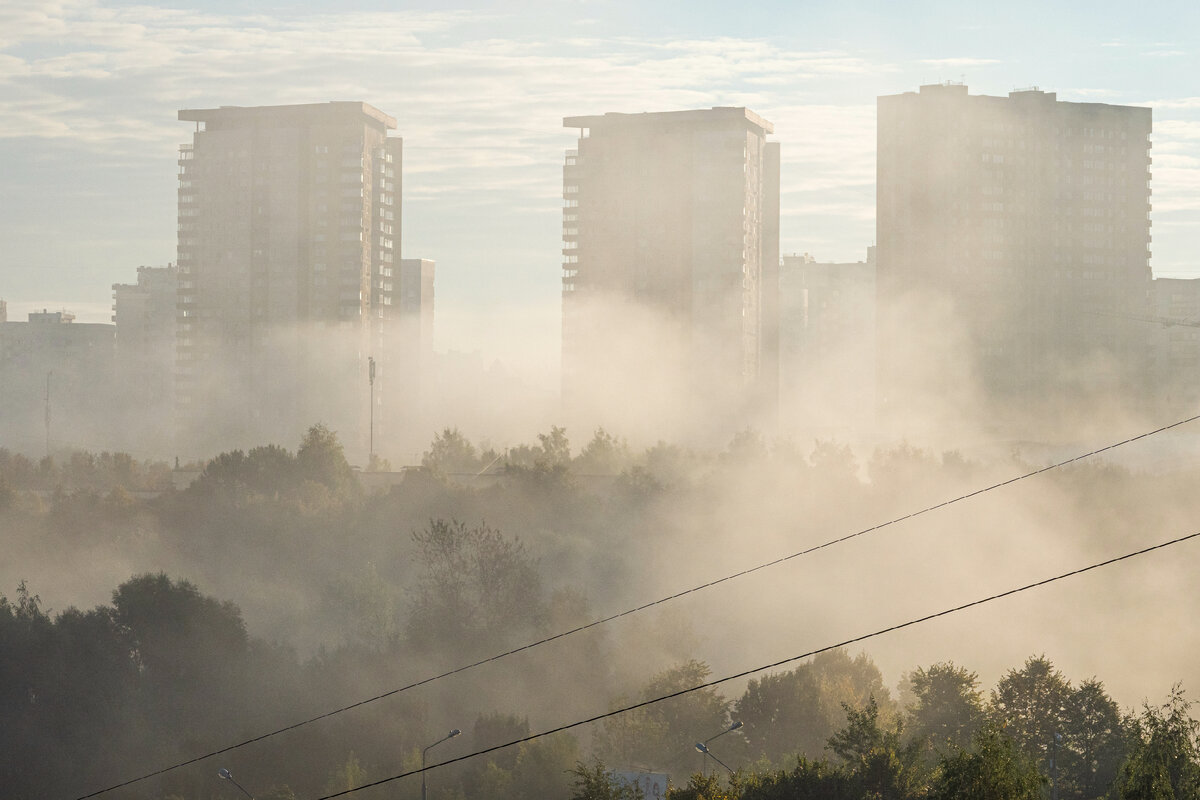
xmin=314 ymin=526 xmax=1200 ymax=800
xmin=72 ymin=411 xmax=1200 ymax=799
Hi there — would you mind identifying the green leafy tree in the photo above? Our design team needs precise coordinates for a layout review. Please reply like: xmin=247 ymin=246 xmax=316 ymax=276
xmin=575 ymin=428 xmax=632 ymax=475
xmin=991 ymin=655 xmax=1072 ymax=771
xmin=737 ymin=758 xmax=857 ymax=800
xmin=737 ymin=666 xmax=826 ymax=763
xmin=423 ymin=428 xmax=481 ymax=475
xmin=1061 ymin=679 xmax=1127 ymax=800
xmin=296 ymin=423 xmax=357 ymax=493
xmin=827 ymin=696 xmax=924 ymax=799
xmin=929 ymin=722 xmax=1045 ymax=800
xmin=1117 ymin=687 xmax=1200 ymax=800
xmin=508 ymin=733 xmax=581 ymax=800
xmin=324 ymin=751 xmax=368 ymax=792
xmin=538 ymin=426 xmax=572 ymax=467
xmin=594 ymin=661 xmax=732 ymax=776
xmin=406 ymin=519 xmax=546 ymax=656
xmin=667 ymin=772 xmax=735 ymax=800
xmin=905 ymin=661 xmax=984 ymax=755
xmin=570 ymin=761 xmax=644 ymax=800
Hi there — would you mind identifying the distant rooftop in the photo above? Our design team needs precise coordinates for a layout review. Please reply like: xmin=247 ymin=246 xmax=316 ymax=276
xmin=564 ymin=106 xmax=773 ymax=135
xmin=179 ymin=101 xmax=397 ymax=131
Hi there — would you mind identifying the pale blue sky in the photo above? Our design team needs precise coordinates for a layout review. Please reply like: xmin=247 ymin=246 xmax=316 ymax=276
xmin=1 ymin=0 xmax=1196 ymax=371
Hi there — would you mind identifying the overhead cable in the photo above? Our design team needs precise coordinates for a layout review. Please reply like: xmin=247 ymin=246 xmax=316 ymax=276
xmin=315 ymin=527 xmax=1200 ymax=799
xmin=73 ymin=411 xmax=1200 ymax=799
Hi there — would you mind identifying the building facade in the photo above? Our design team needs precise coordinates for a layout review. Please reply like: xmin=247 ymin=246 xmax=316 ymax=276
xmin=175 ymin=102 xmax=402 ymax=456
xmin=112 ymin=265 xmax=179 ymax=454
xmin=561 ymin=107 xmax=780 ymax=440
xmin=1151 ymin=277 xmax=1200 ymax=414
xmin=876 ymin=84 xmax=1153 ymax=433
xmin=778 ymin=248 xmax=876 ymax=436
xmin=0 ymin=310 xmax=117 ymax=455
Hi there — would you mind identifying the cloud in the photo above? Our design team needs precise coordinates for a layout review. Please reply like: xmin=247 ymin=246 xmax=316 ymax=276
xmin=918 ymin=57 xmax=1000 ymax=67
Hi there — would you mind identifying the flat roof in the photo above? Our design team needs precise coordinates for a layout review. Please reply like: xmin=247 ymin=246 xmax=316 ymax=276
xmin=179 ymin=101 xmax=396 ymax=130
xmin=564 ymin=106 xmax=773 ymax=135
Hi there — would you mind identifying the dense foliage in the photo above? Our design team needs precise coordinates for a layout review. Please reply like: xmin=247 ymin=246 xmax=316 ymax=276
xmin=2 ymin=424 xmax=1199 ymax=799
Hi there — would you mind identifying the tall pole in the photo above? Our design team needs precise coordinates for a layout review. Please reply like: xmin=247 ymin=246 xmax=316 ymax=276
xmin=700 ymin=721 xmax=742 ymax=777
xmin=422 ymin=728 xmax=460 ymax=800
xmin=368 ymin=356 xmax=376 ymax=465
xmin=217 ymin=768 xmax=254 ymax=799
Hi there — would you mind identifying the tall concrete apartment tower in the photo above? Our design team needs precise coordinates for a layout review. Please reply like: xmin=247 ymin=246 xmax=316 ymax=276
xmin=561 ymin=108 xmax=780 ymax=440
xmin=876 ymin=84 xmax=1153 ymax=433
xmin=176 ymin=102 xmax=402 ymax=455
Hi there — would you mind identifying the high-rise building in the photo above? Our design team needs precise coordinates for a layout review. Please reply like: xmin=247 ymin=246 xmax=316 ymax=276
xmin=112 ymin=264 xmax=178 ymax=451
xmin=560 ymin=107 xmax=780 ymax=439
xmin=175 ymin=102 xmax=402 ymax=455
xmin=1151 ymin=277 xmax=1200 ymax=414
xmin=778 ymin=248 xmax=876 ymax=436
xmin=393 ymin=258 xmax=435 ymax=438
xmin=876 ymin=83 xmax=1153 ymax=431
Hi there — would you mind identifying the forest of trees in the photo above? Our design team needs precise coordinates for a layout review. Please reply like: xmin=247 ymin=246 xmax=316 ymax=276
xmin=3 ymin=424 xmax=1200 ymax=799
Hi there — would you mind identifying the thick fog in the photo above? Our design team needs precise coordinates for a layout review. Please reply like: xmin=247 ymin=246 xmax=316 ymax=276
xmin=1 ymin=31 xmax=1198 ymax=800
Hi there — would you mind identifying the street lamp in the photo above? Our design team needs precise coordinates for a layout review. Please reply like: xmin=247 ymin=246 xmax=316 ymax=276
xmin=217 ymin=767 xmax=254 ymax=799
xmin=693 ymin=742 xmax=734 ymax=776
xmin=422 ymin=728 xmax=461 ymax=800
xmin=698 ymin=721 xmax=742 ymax=777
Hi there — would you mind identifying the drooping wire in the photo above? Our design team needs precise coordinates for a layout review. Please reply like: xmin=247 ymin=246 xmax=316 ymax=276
xmin=314 ymin=527 xmax=1200 ymax=799
xmin=72 ymin=411 xmax=1200 ymax=799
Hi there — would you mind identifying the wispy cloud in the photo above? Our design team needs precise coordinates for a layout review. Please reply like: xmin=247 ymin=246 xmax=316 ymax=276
xmin=918 ymin=57 xmax=1000 ymax=67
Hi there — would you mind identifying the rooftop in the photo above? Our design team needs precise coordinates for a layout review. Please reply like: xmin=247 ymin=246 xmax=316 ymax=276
xmin=564 ymin=106 xmax=773 ymax=135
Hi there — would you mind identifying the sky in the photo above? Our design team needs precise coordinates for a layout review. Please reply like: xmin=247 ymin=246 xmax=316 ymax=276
xmin=0 ymin=0 xmax=1197 ymax=376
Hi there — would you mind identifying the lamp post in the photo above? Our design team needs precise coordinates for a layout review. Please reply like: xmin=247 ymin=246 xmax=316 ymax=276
xmin=217 ymin=767 xmax=254 ymax=799
xmin=698 ymin=721 xmax=742 ymax=777
xmin=422 ymin=728 xmax=461 ymax=800
xmin=693 ymin=742 xmax=734 ymax=776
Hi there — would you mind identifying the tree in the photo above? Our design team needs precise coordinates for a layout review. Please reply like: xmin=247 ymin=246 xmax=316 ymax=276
xmin=324 ymin=751 xmax=368 ymax=793
xmin=991 ymin=655 xmax=1072 ymax=770
xmin=737 ymin=666 xmax=826 ymax=763
xmin=904 ymin=661 xmax=984 ymax=755
xmin=1117 ymin=686 xmax=1200 ymax=800
xmin=1061 ymin=679 xmax=1127 ymax=800
xmin=537 ymin=426 xmax=572 ymax=468
xmin=111 ymin=573 xmax=250 ymax=745
xmin=827 ymin=696 xmax=924 ymax=800
xmin=570 ymin=761 xmax=643 ymax=800
xmin=575 ymin=428 xmax=632 ymax=475
xmin=508 ymin=733 xmax=580 ymax=800
xmin=594 ymin=661 xmax=732 ymax=776
xmin=929 ymin=722 xmax=1045 ymax=800
xmin=737 ymin=758 xmax=858 ymax=800
xmin=736 ymin=649 xmax=892 ymax=767
xmin=422 ymin=428 xmax=481 ymax=475
xmin=406 ymin=519 xmax=546 ymax=656
xmin=296 ymin=423 xmax=357 ymax=493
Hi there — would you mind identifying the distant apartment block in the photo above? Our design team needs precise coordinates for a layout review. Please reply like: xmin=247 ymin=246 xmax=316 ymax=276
xmin=112 ymin=264 xmax=178 ymax=451
xmin=175 ymin=102 xmax=403 ymax=455
xmin=876 ymin=83 xmax=1153 ymax=429
xmin=561 ymin=107 xmax=780 ymax=438
xmin=0 ymin=310 xmax=116 ymax=454
xmin=1151 ymin=277 xmax=1200 ymax=413
xmin=395 ymin=258 xmax=435 ymax=424
xmin=779 ymin=248 xmax=876 ymax=436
